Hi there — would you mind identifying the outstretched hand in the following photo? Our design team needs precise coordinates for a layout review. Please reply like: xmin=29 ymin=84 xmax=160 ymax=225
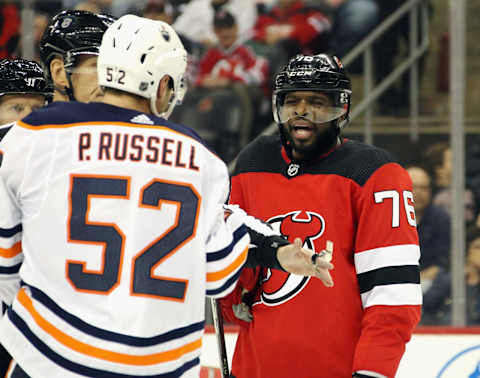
xmin=276 ymin=238 xmax=334 ymax=287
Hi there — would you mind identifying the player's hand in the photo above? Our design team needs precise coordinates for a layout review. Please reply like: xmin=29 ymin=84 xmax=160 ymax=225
xmin=277 ymin=238 xmax=334 ymax=287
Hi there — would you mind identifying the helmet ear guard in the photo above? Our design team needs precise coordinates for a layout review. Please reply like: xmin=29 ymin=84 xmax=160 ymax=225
xmin=97 ymin=15 xmax=188 ymax=118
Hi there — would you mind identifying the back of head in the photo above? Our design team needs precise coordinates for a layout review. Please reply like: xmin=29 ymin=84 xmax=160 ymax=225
xmin=273 ymin=54 xmax=352 ymax=130
xmin=39 ymin=10 xmax=116 ymax=78
xmin=97 ymin=14 xmax=188 ymax=118
xmin=0 ymin=59 xmax=52 ymax=101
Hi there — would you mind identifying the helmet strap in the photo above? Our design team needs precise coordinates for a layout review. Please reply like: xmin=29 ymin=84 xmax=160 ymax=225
xmin=64 ymin=72 xmax=77 ymax=102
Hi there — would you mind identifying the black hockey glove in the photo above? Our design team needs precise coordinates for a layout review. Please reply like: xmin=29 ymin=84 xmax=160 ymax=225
xmin=245 ymin=235 xmax=289 ymax=271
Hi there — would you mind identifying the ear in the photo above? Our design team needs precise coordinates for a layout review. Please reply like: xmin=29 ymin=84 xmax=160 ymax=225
xmin=50 ymin=57 xmax=69 ymax=88
xmin=156 ymin=75 xmax=171 ymax=100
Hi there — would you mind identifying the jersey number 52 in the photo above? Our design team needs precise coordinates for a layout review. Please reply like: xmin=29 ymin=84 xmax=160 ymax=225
xmin=67 ymin=174 xmax=200 ymax=301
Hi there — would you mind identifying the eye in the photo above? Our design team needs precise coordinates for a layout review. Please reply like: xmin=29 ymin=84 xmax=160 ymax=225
xmin=310 ymin=97 xmax=329 ymax=106
xmin=12 ymin=104 xmax=24 ymax=113
xmin=284 ymin=97 xmax=298 ymax=105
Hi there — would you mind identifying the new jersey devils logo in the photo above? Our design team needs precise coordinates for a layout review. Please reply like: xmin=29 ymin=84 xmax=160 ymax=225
xmin=260 ymin=211 xmax=325 ymax=306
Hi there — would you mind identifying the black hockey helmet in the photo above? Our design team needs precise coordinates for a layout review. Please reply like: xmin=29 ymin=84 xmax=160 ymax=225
xmin=0 ymin=59 xmax=52 ymax=101
xmin=39 ymin=10 xmax=116 ymax=77
xmin=272 ymin=54 xmax=352 ymax=130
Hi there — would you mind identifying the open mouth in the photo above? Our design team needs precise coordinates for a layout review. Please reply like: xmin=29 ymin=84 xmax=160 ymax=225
xmin=289 ymin=119 xmax=315 ymax=140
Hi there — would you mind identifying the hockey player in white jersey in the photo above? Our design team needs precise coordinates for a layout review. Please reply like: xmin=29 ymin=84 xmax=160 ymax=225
xmin=0 ymin=15 xmax=333 ymax=377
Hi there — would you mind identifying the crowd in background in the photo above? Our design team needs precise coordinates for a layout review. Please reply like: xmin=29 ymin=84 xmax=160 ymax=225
xmin=2 ymin=0 xmax=480 ymax=327
xmin=2 ymin=0 xmax=422 ymax=162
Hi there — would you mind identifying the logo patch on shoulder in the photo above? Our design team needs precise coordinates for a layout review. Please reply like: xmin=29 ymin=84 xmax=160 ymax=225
xmin=130 ymin=114 xmax=154 ymax=125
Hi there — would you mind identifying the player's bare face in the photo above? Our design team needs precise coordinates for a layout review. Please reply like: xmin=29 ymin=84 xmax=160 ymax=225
xmin=70 ymin=55 xmax=102 ymax=102
xmin=0 ymin=94 xmax=45 ymax=124
xmin=284 ymin=91 xmax=335 ymax=159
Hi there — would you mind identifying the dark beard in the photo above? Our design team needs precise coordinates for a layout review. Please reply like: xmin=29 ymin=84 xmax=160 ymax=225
xmin=282 ymin=122 xmax=339 ymax=162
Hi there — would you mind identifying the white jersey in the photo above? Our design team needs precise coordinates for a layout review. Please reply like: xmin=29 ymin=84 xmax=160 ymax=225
xmin=0 ymin=101 xmax=250 ymax=377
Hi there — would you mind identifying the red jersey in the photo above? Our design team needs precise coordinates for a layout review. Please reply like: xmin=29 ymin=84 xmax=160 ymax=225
xmin=195 ymin=43 xmax=269 ymax=89
xmin=254 ymin=1 xmax=331 ymax=53
xmin=220 ymin=135 xmax=422 ymax=378
xmin=0 ymin=4 xmax=20 ymax=59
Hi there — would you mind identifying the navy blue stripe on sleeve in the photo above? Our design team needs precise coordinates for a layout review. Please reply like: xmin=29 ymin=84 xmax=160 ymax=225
xmin=207 ymin=225 xmax=248 ymax=262
xmin=206 ymin=268 xmax=244 ymax=296
xmin=0 ymin=224 xmax=22 ymax=238
xmin=0 ymin=263 xmax=21 ymax=274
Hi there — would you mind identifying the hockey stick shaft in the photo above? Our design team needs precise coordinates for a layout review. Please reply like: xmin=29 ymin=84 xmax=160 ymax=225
xmin=210 ymin=298 xmax=229 ymax=378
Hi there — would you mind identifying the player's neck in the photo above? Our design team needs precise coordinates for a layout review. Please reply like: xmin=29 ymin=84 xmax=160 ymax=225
xmin=101 ymin=91 xmax=151 ymax=115
xmin=52 ymin=91 xmax=69 ymax=102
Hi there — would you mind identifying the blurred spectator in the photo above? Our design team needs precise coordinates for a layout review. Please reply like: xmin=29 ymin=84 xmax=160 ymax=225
xmin=143 ymin=0 xmax=174 ymax=21
xmin=324 ymin=0 xmax=379 ymax=73
xmin=466 ymin=227 xmax=480 ymax=325
xmin=0 ymin=1 xmax=20 ymax=59
xmin=433 ymin=186 xmax=478 ymax=227
xmin=254 ymin=0 xmax=331 ymax=54
xmin=173 ymin=10 xmax=268 ymax=163
xmin=73 ymin=0 xmax=113 ymax=13
xmin=423 ymin=141 xmax=451 ymax=194
xmin=142 ymin=0 xmax=204 ymax=85
xmin=423 ymin=141 xmax=478 ymax=226
xmin=31 ymin=12 xmax=50 ymax=61
xmin=196 ymin=10 xmax=268 ymax=93
xmin=421 ymin=227 xmax=480 ymax=326
xmin=407 ymin=166 xmax=450 ymax=294
xmin=34 ymin=1 xmax=62 ymax=15
xmin=173 ymin=0 xmax=257 ymax=46
xmin=250 ymin=0 xmax=331 ymax=81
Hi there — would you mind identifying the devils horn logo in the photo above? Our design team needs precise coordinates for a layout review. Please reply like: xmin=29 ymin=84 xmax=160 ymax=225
xmin=269 ymin=210 xmax=325 ymax=250
xmin=261 ymin=210 xmax=326 ymax=306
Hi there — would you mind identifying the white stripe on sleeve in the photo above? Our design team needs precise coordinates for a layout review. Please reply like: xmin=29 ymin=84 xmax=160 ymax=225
xmin=361 ymin=283 xmax=423 ymax=308
xmin=355 ymin=244 xmax=420 ymax=274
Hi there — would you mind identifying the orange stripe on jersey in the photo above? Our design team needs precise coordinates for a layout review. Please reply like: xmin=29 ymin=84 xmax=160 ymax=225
xmin=17 ymin=289 xmax=202 ymax=365
xmin=206 ymin=246 xmax=248 ymax=282
xmin=0 ymin=241 xmax=22 ymax=258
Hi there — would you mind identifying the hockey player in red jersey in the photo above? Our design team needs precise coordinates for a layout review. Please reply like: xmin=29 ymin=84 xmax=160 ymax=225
xmin=219 ymin=54 xmax=422 ymax=378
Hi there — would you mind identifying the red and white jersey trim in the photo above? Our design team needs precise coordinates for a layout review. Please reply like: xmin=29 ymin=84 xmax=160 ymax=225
xmin=354 ymin=244 xmax=420 ymax=273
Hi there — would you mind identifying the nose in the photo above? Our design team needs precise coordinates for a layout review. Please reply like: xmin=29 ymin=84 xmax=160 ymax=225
xmin=294 ymin=99 xmax=309 ymax=117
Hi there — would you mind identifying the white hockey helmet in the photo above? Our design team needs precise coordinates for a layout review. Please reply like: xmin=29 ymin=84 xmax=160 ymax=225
xmin=98 ymin=14 xmax=187 ymax=118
